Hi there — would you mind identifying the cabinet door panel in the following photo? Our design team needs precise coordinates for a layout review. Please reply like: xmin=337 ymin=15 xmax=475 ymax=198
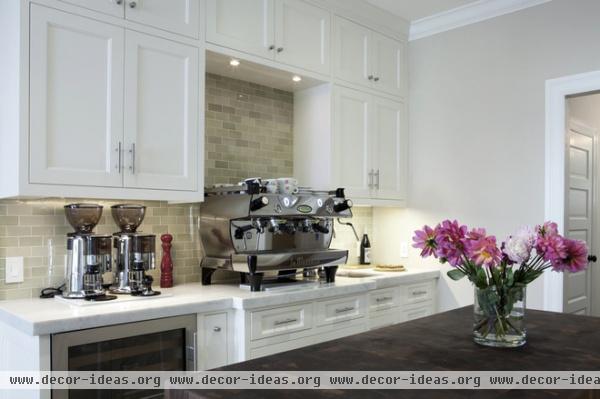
xmin=125 ymin=0 xmax=200 ymax=38
xmin=202 ymin=313 xmax=228 ymax=370
xmin=332 ymin=87 xmax=371 ymax=198
xmin=206 ymin=0 xmax=274 ymax=58
xmin=124 ymin=31 xmax=199 ymax=191
xmin=372 ymin=97 xmax=406 ymax=200
xmin=30 ymin=6 xmax=124 ymax=187
xmin=275 ymin=0 xmax=330 ymax=74
xmin=333 ymin=17 xmax=370 ymax=88
xmin=372 ymin=33 xmax=406 ymax=98
xmin=58 ymin=0 xmax=124 ymax=17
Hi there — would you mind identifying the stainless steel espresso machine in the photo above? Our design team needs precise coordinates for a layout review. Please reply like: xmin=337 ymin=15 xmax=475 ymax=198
xmin=63 ymin=204 xmax=114 ymax=300
xmin=199 ymin=181 xmax=354 ymax=291
xmin=110 ymin=204 xmax=160 ymax=296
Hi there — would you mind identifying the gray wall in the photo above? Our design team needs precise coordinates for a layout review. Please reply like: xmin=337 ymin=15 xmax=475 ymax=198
xmin=404 ymin=0 xmax=600 ymax=310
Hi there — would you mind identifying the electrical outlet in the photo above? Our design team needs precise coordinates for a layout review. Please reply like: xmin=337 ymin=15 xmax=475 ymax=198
xmin=5 ymin=256 xmax=24 ymax=283
xmin=400 ymin=242 xmax=409 ymax=258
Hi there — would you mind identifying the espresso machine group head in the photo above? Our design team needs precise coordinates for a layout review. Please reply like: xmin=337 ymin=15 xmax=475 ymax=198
xmin=63 ymin=204 xmax=113 ymax=299
xmin=110 ymin=204 xmax=159 ymax=296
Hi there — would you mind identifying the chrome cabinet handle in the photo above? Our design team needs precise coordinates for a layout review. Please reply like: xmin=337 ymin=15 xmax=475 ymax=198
xmin=368 ymin=75 xmax=374 ymax=80
xmin=368 ymin=169 xmax=374 ymax=188
xmin=274 ymin=318 xmax=297 ymax=326
xmin=115 ymin=141 xmax=122 ymax=173
xmin=129 ymin=1 xmax=137 ymax=8
xmin=115 ymin=0 xmax=123 ymax=4
xmin=191 ymin=332 xmax=198 ymax=371
xmin=276 ymin=47 xmax=284 ymax=53
xmin=335 ymin=306 xmax=354 ymax=314
xmin=376 ymin=296 xmax=393 ymax=302
xmin=374 ymin=77 xmax=380 ymax=82
xmin=213 ymin=326 xmax=221 ymax=332
xmin=129 ymin=143 xmax=136 ymax=174
xmin=375 ymin=169 xmax=380 ymax=189
xmin=269 ymin=45 xmax=275 ymax=50
xmin=412 ymin=290 xmax=427 ymax=296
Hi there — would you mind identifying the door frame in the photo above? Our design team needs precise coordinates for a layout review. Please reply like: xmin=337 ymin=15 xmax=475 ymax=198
xmin=544 ymin=70 xmax=600 ymax=312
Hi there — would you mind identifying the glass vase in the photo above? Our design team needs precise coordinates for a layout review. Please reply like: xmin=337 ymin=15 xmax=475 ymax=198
xmin=473 ymin=285 xmax=526 ymax=348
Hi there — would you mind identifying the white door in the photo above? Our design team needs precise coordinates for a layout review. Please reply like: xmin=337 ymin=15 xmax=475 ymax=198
xmin=372 ymin=96 xmax=407 ymax=201
xmin=332 ymin=86 xmax=372 ymax=199
xmin=333 ymin=17 xmax=371 ymax=88
xmin=29 ymin=5 xmax=124 ymax=187
xmin=123 ymin=31 xmax=199 ymax=191
xmin=202 ymin=313 xmax=228 ymax=370
xmin=125 ymin=0 xmax=200 ymax=38
xmin=58 ymin=0 xmax=124 ymax=17
xmin=274 ymin=0 xmax=330 ymax=75
xmin=371 ymin=32 xmax=406 ymax=98
xmin=564 ymin=119 xmax=595 ymax=315
xmin=206 ymin=0 xmax=275 ymax=59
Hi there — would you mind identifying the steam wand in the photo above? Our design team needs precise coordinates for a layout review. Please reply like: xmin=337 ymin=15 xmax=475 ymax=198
xmin=336 ymin=218 xmax=360 ymax=241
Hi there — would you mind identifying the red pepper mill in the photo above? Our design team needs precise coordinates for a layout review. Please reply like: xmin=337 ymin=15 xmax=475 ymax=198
xmin=160 ymin=233 xmax=174 ymax=288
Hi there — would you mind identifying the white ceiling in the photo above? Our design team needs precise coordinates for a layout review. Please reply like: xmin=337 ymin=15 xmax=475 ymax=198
xmin=365 ymin=0 xmax=478 ymax=21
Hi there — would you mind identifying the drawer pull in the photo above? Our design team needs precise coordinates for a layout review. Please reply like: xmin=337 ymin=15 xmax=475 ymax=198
xmin=335 ymin=306 xmax=355 ymax=314
xmin=376 ymin=296 xmax=393 ymax=302
xmin=412 ymin=290 xmax=428 ymax=296
xmin=274 ymin=318 xmax=297 ymax=326
xmin=213 ymin=326 xmax=221 ymax=332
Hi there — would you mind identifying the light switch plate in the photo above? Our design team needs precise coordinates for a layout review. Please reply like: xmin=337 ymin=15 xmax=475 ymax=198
xmin=399 ymin=242 xmax=409 ymax=258
xmin=5 ymin=256 xmax=24 ymax=283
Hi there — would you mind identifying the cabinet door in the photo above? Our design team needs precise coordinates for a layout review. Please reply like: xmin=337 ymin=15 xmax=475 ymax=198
xmin=332 ymin=87 xmax=372 ymax=199
xmin=202 ymin=313 xmax=228 ymax=370
xmin=372 ymin=96 xmax=407 ymax=200
xmin=206 ymin=0 xmax=275 ymax=59
xmin=123 ymin=31 xmax=199 ymax=191
xmin=58 ymin=0 xmax=124 ymax=17
xmin=274 ymin=0 xmax=330 ymax=75
xmin=125 ymin=0 xmax=200 ymax=38
xmin=371 ymin=32 xmax=406 ymax=98
xmin=30 ymin=6 xmax=124 ymax=187
xmin=333 ymin=17 xmax=371 ymax=88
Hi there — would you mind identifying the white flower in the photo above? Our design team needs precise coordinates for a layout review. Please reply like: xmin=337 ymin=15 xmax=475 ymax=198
xmin=503 ymin=226 xmax=536 ymax=264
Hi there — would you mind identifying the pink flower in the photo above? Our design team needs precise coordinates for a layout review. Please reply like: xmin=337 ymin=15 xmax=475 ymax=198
xmin=434 ymin=220 xmax=467 ymax=267
xmin=540 ymin=235 xmax=567 ymax=264
xmin=466 ymin=234 xmax=502 ymax=268
xmin=412 ymin=225 xmax=438 ymax=257
xmin=552 ymin=239 xmax=588 ymax=272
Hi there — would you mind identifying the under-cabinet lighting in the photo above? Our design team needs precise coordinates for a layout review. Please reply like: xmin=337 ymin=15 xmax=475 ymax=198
xmin=292 ymin=75 xmax=302 ymax=82
xmin=229 ymin=59 xmax=240 ymax=67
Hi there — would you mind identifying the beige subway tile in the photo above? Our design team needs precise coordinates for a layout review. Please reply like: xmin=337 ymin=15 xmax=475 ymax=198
xmin=0 ymin=216 xmax=19 ymax=226
xmin=6 ymin=205 xmax=33 ymax=216
xmin=0 ymin=237 xmax=19 ymax=247
xmin=19 ymin=236 xmax=42 ymax=247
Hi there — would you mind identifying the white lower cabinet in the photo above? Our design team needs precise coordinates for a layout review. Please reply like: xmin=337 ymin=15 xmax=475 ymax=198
xmin=234 ymin=277 xmax=438 ymax=362
xmin=197 ymin=312 xmax=231 ymax=370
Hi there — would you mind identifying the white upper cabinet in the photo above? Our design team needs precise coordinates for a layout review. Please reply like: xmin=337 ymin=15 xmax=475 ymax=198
xmin=371 ymin=96 xmax=407 ymax=200
xmin=274 ymin=0 xmax=330 ymax=75
xmin=333 ymin=16 xmax=406 ymax=98
xmin=123 ymin=31 xmax=199 ymax=191
xmin=29 ymin=6 xmax=124 ymax=188
xmin=371 ymin=32 xmax=406 ymax=98
xmin=333 ymin=16 xmax=370 ymax=86
xmin=206 ymin=0 xmax=330 ymax=75
xmin=206 ymin=0 xmax=275 ymax=59
xmin=58 ymin=0 xmax=124 ymax=17
xmin=332 ymin=87 xmax=372 ymax=199
xmin=125 ymin=0 xmax=200 ymax=38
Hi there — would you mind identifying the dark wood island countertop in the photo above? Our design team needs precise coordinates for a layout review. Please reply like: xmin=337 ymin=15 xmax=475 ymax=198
xmin=167 ymin=306 xmax=600 ymax=399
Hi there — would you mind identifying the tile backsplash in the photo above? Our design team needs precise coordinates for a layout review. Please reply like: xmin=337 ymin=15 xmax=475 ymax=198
xmin=0 ymin=74 xmax=372 ymax=300
xmin=205 ymin=73 xmax=294 ymax=186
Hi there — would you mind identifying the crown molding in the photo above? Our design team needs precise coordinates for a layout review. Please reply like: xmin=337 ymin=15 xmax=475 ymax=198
xmin=409 ymin=0 xmax=552 ymax=41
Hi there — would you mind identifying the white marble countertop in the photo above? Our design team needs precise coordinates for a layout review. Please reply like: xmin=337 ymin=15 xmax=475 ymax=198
xmin=0 ymin=267 xmax=439 ymax=336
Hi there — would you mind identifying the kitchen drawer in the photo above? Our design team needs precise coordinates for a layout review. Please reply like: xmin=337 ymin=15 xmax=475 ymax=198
xmin=369 ymin=288 xmax=400 ymax=313
xmin=250 ymin=303 xmax=313 ymax=341
xmin=403 ymin=302 xmax=434 ymax=322
xmin=403 ymin=281 xmax=434 ymax=305
xmin=315 ymin=295 xmax=366 ymax=327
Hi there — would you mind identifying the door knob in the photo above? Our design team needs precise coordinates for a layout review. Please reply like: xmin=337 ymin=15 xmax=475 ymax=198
xmin=276 ymin=47 xmax=284 ymax=53
xmin=269 ymin=45 xmax=275 ymax=50
xmin=589 ymin=255 xmax=597 ymax=263
xmin=368 ymin=75 xmax=374 ymax=80
xmin=374 ymin=77 xmax=380 ymax=82
xmin=129 ymin=1 xmax=137 ymax=8
xmin=213 ymin=326 xmax=221 ymax=332
xmin=115 ymin=0 xmax=123 ymax=4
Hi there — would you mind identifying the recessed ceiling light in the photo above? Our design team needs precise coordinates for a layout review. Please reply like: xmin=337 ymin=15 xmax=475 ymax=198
xmin=292 ymin=75 xmax=302 ymax=82
xmin=229 ymin=59 xmax=240 ymax=67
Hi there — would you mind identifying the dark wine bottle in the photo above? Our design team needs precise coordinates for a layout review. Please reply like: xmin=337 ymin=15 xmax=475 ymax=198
xmin=360 ymin=232 xmax=371 ymax=265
